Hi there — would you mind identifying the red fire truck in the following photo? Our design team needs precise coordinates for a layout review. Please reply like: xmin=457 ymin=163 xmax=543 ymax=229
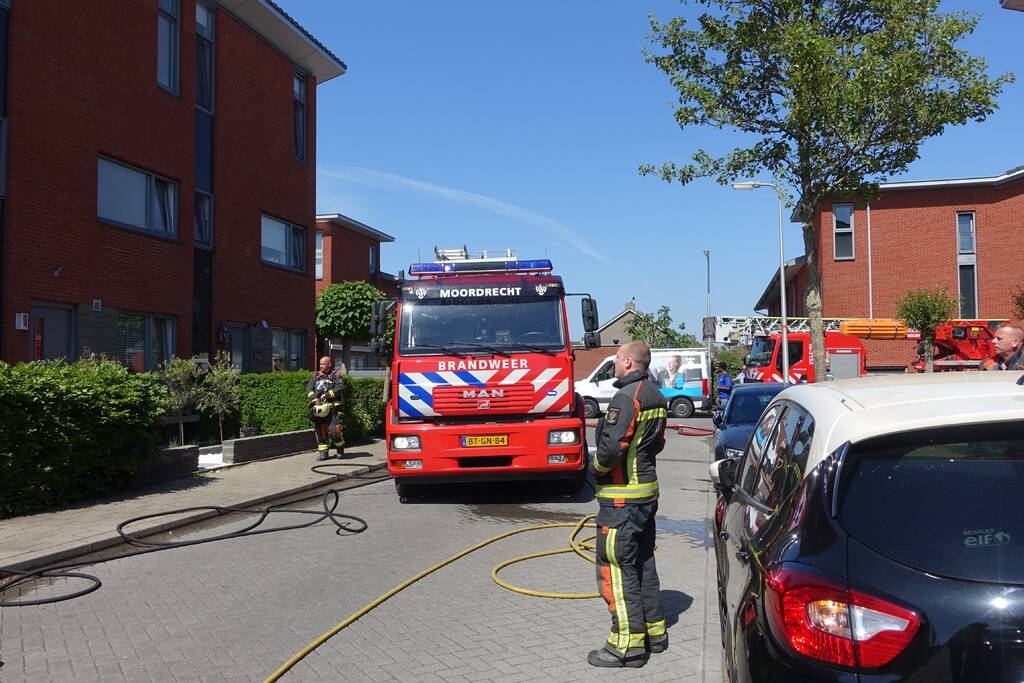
xmin=745 ymin=331 xmax=867 ymax=383
xmin=371 ymin=248 xmax=600 ymax=499
xmin=907 ymin=319 xmax=1008 ymax=372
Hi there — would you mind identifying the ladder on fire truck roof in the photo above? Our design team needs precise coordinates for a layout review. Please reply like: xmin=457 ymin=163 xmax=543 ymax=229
xmin=434 ymin=246 xmax=518 ymax=262
xmin=702 ymin=315 xmax=846 ymax=345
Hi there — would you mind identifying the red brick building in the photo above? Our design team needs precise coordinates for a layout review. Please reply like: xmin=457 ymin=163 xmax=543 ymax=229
xmin=314 ymin=213 xmax=396 ymax=368
xmin=0 ymin=0 xmax=344 ymax=372
xmin=755 ymin=166 xmax=1024 ymax=369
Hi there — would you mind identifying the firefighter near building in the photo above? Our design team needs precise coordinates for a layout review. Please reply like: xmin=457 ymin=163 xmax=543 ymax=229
xmin=371 ymin=247 xmax=600 ymax=499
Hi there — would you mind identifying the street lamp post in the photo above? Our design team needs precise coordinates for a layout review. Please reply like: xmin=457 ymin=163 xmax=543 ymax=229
xmin=732 ymin=181 xmax=789 ymax=383
xmin=703 ymin=249 xmax=711 ymax=359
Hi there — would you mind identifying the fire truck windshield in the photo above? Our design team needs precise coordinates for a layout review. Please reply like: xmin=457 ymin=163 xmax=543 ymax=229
xmin=398 ymin=298 xmax=566 ymax=356
xmin=748 ymin=337 xmax=776 ymax=367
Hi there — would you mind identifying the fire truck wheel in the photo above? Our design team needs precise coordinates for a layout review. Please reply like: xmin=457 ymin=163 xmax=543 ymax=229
xmin=583 ymin=398 xmax=600 ymax=419
xmin=394 ymin=479 xmax=419 ymax=501
xmin=670 ymin=397 xmax=694 ymax=419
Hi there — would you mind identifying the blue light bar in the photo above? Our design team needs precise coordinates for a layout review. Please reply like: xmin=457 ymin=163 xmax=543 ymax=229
xmin=408 ymin=259 xmax=553 ymax=276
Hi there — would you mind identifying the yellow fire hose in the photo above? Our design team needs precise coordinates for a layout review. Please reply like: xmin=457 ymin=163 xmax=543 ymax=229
xmin=263 ymin=514 xmax=598 ymax=682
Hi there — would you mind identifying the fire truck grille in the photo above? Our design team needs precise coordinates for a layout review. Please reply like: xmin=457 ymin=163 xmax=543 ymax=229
xmin=432 ymin=384 xmax=536 ymax=415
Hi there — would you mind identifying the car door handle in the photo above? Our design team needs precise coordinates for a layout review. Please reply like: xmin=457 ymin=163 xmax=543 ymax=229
xmin=735 ymin=550 xmax=750 ymax=564
xmin=719 ymin=531 xmax=729 ymax=541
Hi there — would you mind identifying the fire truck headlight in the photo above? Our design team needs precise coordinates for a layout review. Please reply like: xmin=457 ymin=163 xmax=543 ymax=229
xmin=392 ymin=435 xmax=421 ymax=451
xmin=548 ymin=430 xmax=579 ymax=445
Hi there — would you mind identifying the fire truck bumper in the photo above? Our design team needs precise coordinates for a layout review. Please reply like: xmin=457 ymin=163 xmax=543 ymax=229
xmin=386 ymin=416 xmax=587 ymax=483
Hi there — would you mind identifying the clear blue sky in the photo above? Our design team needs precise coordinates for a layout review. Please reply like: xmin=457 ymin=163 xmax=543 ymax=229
xmin=283 ymin=0 xmax=1022 ymax=340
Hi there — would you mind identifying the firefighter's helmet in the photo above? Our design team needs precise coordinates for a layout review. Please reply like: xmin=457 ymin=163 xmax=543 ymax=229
xmin=313 ymin=402 xmax=332 ymax=418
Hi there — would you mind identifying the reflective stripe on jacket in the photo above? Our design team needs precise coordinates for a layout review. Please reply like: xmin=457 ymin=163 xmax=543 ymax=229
xmin=306 ymin=370 xmax=346 ymax=405
xmin=591 ymin=370 xmax=666 ymax=506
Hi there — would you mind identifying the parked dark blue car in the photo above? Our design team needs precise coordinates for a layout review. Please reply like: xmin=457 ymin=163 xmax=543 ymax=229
xmin=712 ymin=383 xmax=786 ymax=461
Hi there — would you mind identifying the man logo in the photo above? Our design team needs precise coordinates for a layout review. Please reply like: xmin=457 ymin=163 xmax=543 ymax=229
xmin=462 ymin=388 xmax=504 ymax=399
xmin=478 ymin=400 xmax=491 ymax=410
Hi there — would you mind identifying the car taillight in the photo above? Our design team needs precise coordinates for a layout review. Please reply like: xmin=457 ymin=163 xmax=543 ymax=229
xmin=765 ymin=566 xmax=919 ymax=670
xmin=702 ymin=378 xmax=709 ymax=396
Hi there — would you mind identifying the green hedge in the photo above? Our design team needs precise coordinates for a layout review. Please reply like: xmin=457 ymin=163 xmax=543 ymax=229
xmin=0 ymin=359 xmax=168 ymax=518
xmin=239 ymin=372 xmax=385 ymax=442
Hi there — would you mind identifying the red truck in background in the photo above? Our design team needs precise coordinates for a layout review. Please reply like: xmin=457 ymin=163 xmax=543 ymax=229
xmin=371 ymin=248 xmax=600 ymax=500
xmin=745 ymin=331 xmax=868 ymax=383
xmin=908 ymin=319 xmax=1009 ymax=372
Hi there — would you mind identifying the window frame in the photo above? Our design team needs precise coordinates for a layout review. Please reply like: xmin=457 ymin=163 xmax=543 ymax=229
xmin=117 ymin=312 xmax=176 ymax=372
xmin=260 ymin=214 xmax=306 ymax=273
xmin=832 ymin=203 xmax=855 ymax=261
xmin=98 ymin=157 xmax=178 ymax=239
xmin=315 ymin=230 xmax=324 ymax=280
xmin=293 ymin=73 xmax=307 ymax=162
xmin=194 ymin=191 xmax=213 ymax=248
xmin=958 ymin=264 xmax=978 ymax=319
xmin=271 ymin=327 xmax=305 ymax=371
xmin=157 ymin=0 xmax=180 ymax=95
xmin=195 ymin=0 xmax=215 ymax=113
xmin=956 ymin=211 xmax=976 ymax=255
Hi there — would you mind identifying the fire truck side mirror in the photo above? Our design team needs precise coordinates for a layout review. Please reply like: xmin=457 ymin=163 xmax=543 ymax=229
xmin=371 ymin=300 xmax=390 ymax=338
xmin=581 ymin=297 xmax=599 ymax=333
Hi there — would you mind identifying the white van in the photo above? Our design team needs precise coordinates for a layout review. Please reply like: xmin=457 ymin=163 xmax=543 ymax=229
xmin=577 ymin=348 xmax=710 ymax=419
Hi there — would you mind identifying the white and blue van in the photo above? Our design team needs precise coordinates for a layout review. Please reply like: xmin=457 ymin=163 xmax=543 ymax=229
xmin=577 ymin=348 xmax=710 ymax=419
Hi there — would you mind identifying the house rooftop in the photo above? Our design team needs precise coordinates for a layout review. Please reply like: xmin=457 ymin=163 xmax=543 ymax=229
xmin=217 ymin=0 xmax=346 ymax=82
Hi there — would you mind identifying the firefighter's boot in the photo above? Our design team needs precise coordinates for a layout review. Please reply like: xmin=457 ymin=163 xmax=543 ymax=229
xmin=587 ymin=648 xmax=646 ymax=669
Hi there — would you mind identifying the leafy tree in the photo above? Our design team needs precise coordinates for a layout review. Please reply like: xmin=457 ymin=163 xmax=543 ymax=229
xmin=895 ymin=287 xmax=957 ymax=372
xmin=197 ymin=351 xmax=241 ymax=443
xmin=625 ymin=306 xmax=701 ymax=348
xmin=316 ymin=281 xmax=385 ymax=369
xmin=159 ymin=357 xmax=203 ymax=445
xmin=642 ymin=0 xmax=1012 ymax=381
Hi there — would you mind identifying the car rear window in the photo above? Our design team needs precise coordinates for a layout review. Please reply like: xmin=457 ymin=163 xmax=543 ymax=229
xmin=839 ymin=422 xmax=1024 ymax=584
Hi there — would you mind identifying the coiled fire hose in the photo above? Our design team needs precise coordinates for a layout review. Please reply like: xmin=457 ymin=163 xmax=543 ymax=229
xmin=264 ymin=514 xmax=599 ymax=682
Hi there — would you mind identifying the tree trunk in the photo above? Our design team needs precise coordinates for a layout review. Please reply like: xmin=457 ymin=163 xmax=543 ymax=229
xmin=342 ymin=338 xmax=352 ymax=372
xmin=218 ymin=416 xmax=224 ymax=444
xmin=801 ymin=221 xmax=827 ymax=383
xmin=178 ymin=414 xmax=185 ymax=447
xmin=925 ymin=335 xmax=935 ymax=373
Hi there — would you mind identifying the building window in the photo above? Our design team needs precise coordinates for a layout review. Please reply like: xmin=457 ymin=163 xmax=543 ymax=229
xmin=315 ymin=231 xmax=324 ymax=279
xmin=194 ymin=192 xmax=213 ymax=247
xmin=369 ymin=245 xmax=377 ymax=274
xmin=157 ymin=0 xmax=180 ymax=94
xmin=959 ymin=265 xmax=977 ymax=319
xmin=117 ymin=313 xmax=175 ymax=372
xmin=98 ymin=158 xmax=177 ymax=237
xmin=832 ymin=204 xmax=854 ymax=260
xmin=272 ymin=328 xmax=305 ymax=371
xmin=195 ymin=1 xmax=214 ymax=111
xmin=957 ymin=212 xmax=975 ymax=254
xmin=293 ymin=74 xmax=307 ymax=161
xmin=261 ymin=215 xmax=305 ymax=271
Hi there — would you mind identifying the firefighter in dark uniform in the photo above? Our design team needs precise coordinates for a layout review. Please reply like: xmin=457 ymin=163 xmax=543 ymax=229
xmin=980 ymin=324 xmax=1024 ymax=371
xmin=587 ymin=341 xmax=668 ymax=668
xmin=307 ymin=356 xmax=346 ymax=461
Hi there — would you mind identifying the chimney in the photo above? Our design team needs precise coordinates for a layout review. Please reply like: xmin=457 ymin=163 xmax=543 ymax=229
xmin=624 ymin=299 xmax=636 ymax=311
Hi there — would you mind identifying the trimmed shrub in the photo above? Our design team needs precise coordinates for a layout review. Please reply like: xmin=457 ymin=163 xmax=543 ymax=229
xmin=0 ymin=359 xmax=169 ymax=518
xmin=239 ymin=372 xmax=385 ymax=442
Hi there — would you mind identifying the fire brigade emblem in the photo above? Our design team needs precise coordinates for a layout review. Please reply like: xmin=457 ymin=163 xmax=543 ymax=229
xmin=414 ymin=287 xmax=427 ymax=299
xmin=535 ymin=284 xmax=548 ymax=296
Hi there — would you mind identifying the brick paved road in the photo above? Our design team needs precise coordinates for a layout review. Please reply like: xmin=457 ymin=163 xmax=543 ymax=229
xmin=0 ymin=421 xmax=722 ymax=682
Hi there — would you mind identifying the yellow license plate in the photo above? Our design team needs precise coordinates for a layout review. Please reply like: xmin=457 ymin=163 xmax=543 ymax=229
xmin=462 ymin=435 xmax=508 ymax=448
